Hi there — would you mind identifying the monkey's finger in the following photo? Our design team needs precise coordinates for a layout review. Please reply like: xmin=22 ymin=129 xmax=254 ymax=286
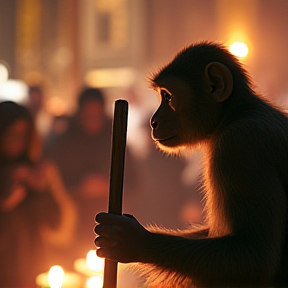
xmin=95 ymin=236 xmax=118 ymax=249
xmin=94 ymin=223 xmax=122 ymax=237
xmin=96 ymin=212 xmax=130 ymax=225
xmin=96 ymin=212 xmax=121 ymax=223
xmin=96 ymin=247 xmax=122 ymax=262
xmin=96 ymin=248 xmax=106 ymax=258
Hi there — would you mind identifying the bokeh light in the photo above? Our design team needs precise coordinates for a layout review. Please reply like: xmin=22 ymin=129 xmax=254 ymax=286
xmin=86 ymin=250 xmax=104 ymax=272
xmin=0 ymin=79 xmax=28 ymax=103
xmin=229 ymin=42 xmax=249 ymax=58
xmin=48 ymin=265 xmax=65 ymax=288
xmin=0 ymin=62 xmax=9 ymax=83
xmin=86 ymin=275 xmax=103 ymax=288
xmin=46 ymin=96 xmax=66 ymax=116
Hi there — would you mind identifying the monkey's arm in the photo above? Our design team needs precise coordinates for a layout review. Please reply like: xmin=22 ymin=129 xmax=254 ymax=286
xmin=95 ymin=124 xmax=286 ymax=286
xmin=147 ymin=224 xmax=209 ymax=239
xmin=95 ymin=202 xmax=281 ymax=287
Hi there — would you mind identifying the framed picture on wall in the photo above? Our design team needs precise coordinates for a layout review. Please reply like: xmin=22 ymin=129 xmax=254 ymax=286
xmin=80 ymin=0 xmax=146 ymax=68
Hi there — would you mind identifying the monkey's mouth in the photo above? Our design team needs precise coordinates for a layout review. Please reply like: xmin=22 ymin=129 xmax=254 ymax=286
xmin=156 ymin=135 xmax=177 ymax=144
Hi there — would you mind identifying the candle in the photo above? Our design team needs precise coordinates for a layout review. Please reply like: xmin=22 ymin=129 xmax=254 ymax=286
xmin=74 ymin=250 xmax=104 ymax=277
xmin=35 ymin=265 xmax=83 ymax=288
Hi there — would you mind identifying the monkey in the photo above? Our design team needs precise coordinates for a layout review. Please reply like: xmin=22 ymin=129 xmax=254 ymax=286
xmin=94 ymin=41 xmax=288 ymax=287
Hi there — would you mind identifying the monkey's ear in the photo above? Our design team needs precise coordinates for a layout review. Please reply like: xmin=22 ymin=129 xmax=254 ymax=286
xmin=204 ymin=62 xmax=233 ymax=102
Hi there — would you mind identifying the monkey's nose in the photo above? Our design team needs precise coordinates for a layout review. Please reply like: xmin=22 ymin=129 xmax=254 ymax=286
xmin=150 ymin=120 xmax=158 ymax=129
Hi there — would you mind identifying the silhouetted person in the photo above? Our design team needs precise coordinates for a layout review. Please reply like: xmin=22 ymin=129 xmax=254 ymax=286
xmin=45 ymin=87 xmax=137 ymax=258
xmin=0 ymin=101 xmax=76 ymax=287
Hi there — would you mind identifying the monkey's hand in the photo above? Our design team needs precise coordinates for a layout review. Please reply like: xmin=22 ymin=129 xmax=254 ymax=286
xmin=94 ymin=212 xmax=151 ymax=263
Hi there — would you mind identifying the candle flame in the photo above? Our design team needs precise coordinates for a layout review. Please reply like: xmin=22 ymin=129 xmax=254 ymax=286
xmin=86 ymin=250 xmax=105 ymax=272
xmin=86 ymin=275 xmax=103 ymax=288
xmin=48 ymin=265 xmax=65 ymax=288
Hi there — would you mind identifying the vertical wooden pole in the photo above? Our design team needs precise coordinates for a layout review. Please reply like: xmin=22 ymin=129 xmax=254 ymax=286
xmin=103 ymin=99 xmax=128 ymax=288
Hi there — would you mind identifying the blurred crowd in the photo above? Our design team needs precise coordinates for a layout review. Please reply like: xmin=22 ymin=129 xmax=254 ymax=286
xmin=0 ymin=86 xmax=204 ymax=287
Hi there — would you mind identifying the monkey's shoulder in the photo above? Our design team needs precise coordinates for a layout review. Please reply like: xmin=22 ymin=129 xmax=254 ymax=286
xmin=219 ymin=102 xmax=288 ymax=141
xmin=211 ymin=109 xmax=288 ymax=176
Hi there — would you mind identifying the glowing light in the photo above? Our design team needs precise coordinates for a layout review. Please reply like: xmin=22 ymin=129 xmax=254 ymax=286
xmin=46 ymin=96 xmax=66 ymax=116
xmin=0 ymin=79 xmax=28 ymax=103
xmin=85 ymin=67 xmax=136 ymax=88
xmin=0 ymin=63 xmax=9 ymax=83
xmin=229 ymin=42 xmax=249 ymax=58
xmin=86 ymin=275 xmax=103 ymax=288
xmin=48 ymin=265 xmax=65 ymax=288
xmin=86 ymin=250 xmax=105 ymax=272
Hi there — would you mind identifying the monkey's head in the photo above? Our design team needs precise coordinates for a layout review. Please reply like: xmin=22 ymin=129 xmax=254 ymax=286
xmin=149 ymin=41 xmax=253 ymax=153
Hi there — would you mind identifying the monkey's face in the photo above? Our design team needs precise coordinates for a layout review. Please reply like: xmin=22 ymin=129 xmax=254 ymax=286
xmin=150 ymin=59 xmax=234 ymax=153
xmin=150 ymin=76 xmax=199 ymax=153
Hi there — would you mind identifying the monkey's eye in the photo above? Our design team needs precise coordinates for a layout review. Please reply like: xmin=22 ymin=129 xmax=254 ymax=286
xmin=160 ymin=89 xmax=173 ymax=103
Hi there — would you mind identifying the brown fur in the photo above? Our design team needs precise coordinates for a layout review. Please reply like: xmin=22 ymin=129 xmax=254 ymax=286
xmin=95 ymin=42 xmax=288 ymax=287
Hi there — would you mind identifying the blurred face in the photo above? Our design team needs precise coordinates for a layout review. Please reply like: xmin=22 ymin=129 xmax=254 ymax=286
xmin=79 ymin=100 xmax=105 ymax=135
xmin=0 ymin=119 xmax=30 ymax=159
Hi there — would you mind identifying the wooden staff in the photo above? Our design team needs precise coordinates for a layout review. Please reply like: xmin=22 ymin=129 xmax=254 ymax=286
xmin=103 ymin=99 xmax=129 ymax=288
